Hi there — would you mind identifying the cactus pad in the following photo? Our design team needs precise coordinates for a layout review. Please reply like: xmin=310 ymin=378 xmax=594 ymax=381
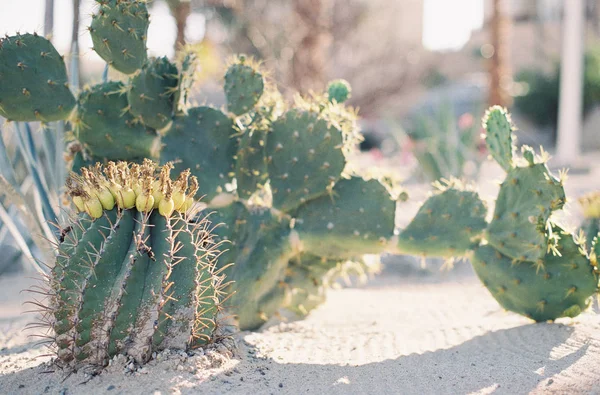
xmin=483 ymin=106 xmax=515 ymax=172
xmin=486 ymin=161 xmax=565 ymax=262
xmin=327 ymin=79 xmax=351 ymax=104
xmin=161 ymin=107 xmax=239 ymax=202
xmin=0 ymin=33 xmax=75 ymax=122
xmin=235 ymin=128 xmax=268 ymax=198
xmin=75 ymin=82 xmax=160 ymax=160
xmin=224 ymin=58 xmax=265 ymax=115
xmin=267 ymin=108 xmax=346 ymax=212
xmin=127 ymin=57 xmax=179 ymax=130
xmin=472 ymin=226 xmax=598 ymax=321
xmin=294 ymin=177 xmax=395 ymax=258
xmin=90 ymin=0 xmax=149 ymax=74
xmin=397 ymin=180 xmax=487 ymax=257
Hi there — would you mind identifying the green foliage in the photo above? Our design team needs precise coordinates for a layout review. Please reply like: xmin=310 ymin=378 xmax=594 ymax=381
xmin=514 ymin=48 xmax=600 ymax=128
xmin=402 ymin=104 xmax=483 ymax=182
xmin=90 ymin=0 xmax=150 ymax=74
xmin=0 ymin=33 xmax=75 ymax=122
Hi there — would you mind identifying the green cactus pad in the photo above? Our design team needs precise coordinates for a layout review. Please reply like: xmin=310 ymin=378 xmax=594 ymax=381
xmin=397 ymin=181 xmax=488 ymax=257
xmin=221 ymin=206 xmax=294 ymax=330
xmin=127 ymin=57 xmax=179 ymax=130
xmin=483 ymin=106 xmax=515 ymax=172
xmin=174 ymin=50 xmax=197 ymax=112
xmin=51 ymin=163 xmax=223 ymax=366
xmin=471 ymin=228 xmax=598 ymax=321
xmin=486 ymin=162 xmax=565 ymax=262
xmin=90 ymin=0 xmax=149 ymax=74
xmin=161 ymin=107 xmax=239 ymax=202
xmin=0 ymin=33 xmax=75 ymax=122
xmin=327 ymin=79 xmax=352 ymax=104
xmin=224 ymin=59 xmax=265 ymax=115
xmin=294 ymin=177 xmax=395 ymax=258
xmin=267 ymin=109 xmax=346 ymax=212
xmin=283 ymin=254 xmax=340 ymax=316
xmin=235 ymin=128 xmax=268 ymax=198
xmin=75 ymin=82 xmax=160 ymax=160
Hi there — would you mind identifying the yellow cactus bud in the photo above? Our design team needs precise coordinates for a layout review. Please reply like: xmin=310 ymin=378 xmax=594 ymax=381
xmin=172 ymin=190 xmax=185 ymax=210
xmin=95 ymin=187 xmax=115 ymax=210
xmin=84 ymin=197 xmax=104 ymax=219
xmin=116 ymin=188 xmax=136 ymax=209
xmin=182 ymin=196 xmax=194 ymax=212
xmin=159 ymin=198 xmax=175 ymax=217
xmin=136 ymin=193 xmax=155 ymax=213
xmin=152 ymin=180 xmax=163 ymax=209
xmin=72 ymin=195 xmax=85 ymax=212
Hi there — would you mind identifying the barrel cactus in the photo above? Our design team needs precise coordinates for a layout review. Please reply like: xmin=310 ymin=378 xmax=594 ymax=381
xmin=48 ymin=161 xmax=225 ymax=366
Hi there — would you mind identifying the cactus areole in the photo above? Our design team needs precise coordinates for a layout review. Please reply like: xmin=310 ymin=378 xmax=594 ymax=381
xmin=49 ymin=162 xmax=225 ymax=367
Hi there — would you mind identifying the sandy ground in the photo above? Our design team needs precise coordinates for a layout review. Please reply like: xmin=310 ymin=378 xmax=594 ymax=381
xmin=2 ymin=262 xmax=600 ymax=395
xmin=3 ymin=156 xmax=600 ymax=394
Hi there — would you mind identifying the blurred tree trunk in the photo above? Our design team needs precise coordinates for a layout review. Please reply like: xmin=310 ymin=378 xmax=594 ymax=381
xmin=290 ymin=0 xmax=333 ymax=94
xmin=168 ymin=0 xmax=191 ymax=52
xmin=488 ymin=0 xmax=512 ymax=107
xmin=44 ymin=0 xmax=54 ymax=38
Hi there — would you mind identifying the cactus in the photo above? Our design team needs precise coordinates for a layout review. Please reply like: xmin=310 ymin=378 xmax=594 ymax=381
xmin=398 ymin=106 xmax=598 ymax=322
xmin=579 ymin=192 xmax=600 ymax=249
xmin=47 ymin=161 xmax=225 ymax=367
xmin=0 ymin=33 xmax=75 ymax=122
xmin=127 ymin=57 xmax=179 ymax=130
xmin=74 ymin=82 xmax=161 ymax=161
xmin=471 ymin=226 xmax=597 ymax=321
xmin=396 ymin=179 xmax=487 ymax=257
xmin=89 ymin=0 xmax=149 ymax=74
xmin=327 ymin=79 xmax=351 ymax=104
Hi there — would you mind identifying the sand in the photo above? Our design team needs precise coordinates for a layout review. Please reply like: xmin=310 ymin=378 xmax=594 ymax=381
xmin=2 ymin=261 xmax=600 ymax=395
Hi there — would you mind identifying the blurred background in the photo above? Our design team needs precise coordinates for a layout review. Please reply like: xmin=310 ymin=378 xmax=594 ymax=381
xmin=1 ymin=0 xmax=599 ymax=275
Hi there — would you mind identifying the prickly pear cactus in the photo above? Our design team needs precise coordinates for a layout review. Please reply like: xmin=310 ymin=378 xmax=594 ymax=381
xmin=224 ymin=56 xmax=265 ymax=115
xmin=471 ymin=226 xmax=597 ymax=321
xmin=127 ymin=57 xmax=179 ymax=130
xmin=327 ymin=79 xmax=351 ymax=104
xmin=579 ymin=192 xmax=600 ymax=249
xmin=161 ymin=107 xmax=239 ymax=202
xmin=466 ymin=107 xmax=597 ymax=320
xmin=75 ymin=82 xmax=161 ymax=161
xmin=48 ymin=161 xmax=225 ymax=366
xmin=0 ymin=33 xmax=75 ymax=122
xmin=90 ymin=0 xmax=150 ymax=74
xmin=396 ymin=179 xmax=487 ymax=257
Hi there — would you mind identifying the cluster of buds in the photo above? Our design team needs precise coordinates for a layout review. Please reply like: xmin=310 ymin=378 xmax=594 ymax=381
xmin=579 ymin=192 xmax=600 ymax=219
xmin=66 ymin=160 xmax=199 ymax=219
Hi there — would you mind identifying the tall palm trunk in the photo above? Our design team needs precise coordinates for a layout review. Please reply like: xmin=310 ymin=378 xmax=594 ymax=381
xmin=488 ymin=0 xmax=512 ymax=107
xmin=290 ymin=0 xmax=333 ymax=94
xmin=168 ymin=0 xmax=191 ymax=52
